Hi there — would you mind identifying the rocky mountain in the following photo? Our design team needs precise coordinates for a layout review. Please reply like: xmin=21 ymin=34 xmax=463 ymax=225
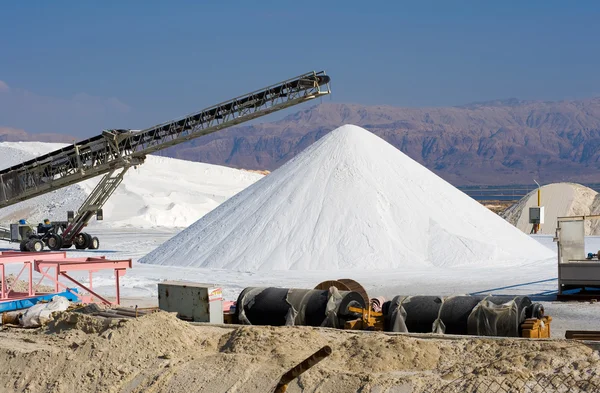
xmin=0 ymin=127 xmax=74 ymax=143
xmin=161 ymin=98 xmax=600 ymax=185
xmin=6 ymin=98 xmax=600 ymax=185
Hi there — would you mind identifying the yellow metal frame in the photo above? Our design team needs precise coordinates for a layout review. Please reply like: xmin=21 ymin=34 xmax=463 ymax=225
xmin=521 ymin=316 xmax=552 ymax=338
xmin=344 ymin=306 xmax=385 ymax=331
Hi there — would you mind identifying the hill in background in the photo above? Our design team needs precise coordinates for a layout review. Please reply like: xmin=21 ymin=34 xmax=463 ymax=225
xmin=0 ymin=126 xmax=74 ymax=143
xmin=162 ymin=97 xmax=600 ymax=185
xmin=5 ymin=97 xmax=600 ymax=185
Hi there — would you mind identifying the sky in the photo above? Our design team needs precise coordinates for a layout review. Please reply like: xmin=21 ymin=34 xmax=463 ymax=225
xmin=1 ymin=1 xmax=600 ymax=137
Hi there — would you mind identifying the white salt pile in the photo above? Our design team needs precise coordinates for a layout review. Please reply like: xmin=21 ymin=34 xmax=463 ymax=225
xmin=502 ymin=182 xmax=600 ymax=235
xmin=141 ymin=125 xmax=554 ymax=271
xmin=0 ymin=142 xmax=263 ymax=228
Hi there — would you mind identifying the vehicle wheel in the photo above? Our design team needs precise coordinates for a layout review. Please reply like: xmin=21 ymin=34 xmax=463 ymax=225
xmin=89 ymin=236 xmax=100 ymax=250
xmin=47 ymin=234 xmax=63 ymax=251
xmin=82 ymin=233 xmax=93 ymax=249
xmin=75 ymin=233 xmax=92 ymax=249
xmin=27 ymin=239 xmax=44 ymax=252
xmin=19 ymin=239 xmax=28 ymax=252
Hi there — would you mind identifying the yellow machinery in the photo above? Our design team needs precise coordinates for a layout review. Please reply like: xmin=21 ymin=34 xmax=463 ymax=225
xmin=344 ymin=306 xmax=385 ymax=331
xmin=521 ymin=317 xmax=552 ymax=338
xmin=342 ymin=306 xmax=551 ymax=338
xmin=314 ymin=279 xmax=552 ymax=338
xmin=226 ymin=279 xmax=552 ymax=339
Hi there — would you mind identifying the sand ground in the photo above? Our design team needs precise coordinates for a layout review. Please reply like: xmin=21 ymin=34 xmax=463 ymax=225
xmin=0 ymin=311 xmax=598 ymax=393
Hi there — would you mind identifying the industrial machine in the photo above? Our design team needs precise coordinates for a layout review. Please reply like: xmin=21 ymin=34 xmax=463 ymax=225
xmin=382 ymin=294 xmax=548 ymax=337
xmin=0 ymin=218 xmax=98 ymax=252
xmin=157 ymin=281 xmax=223 ymax=323
xmin=235 ymin=286 xmax=366 ymax=328
xmin=555 ymin=215 xmax=600 ymax=298
xmin=0 ymin=71 xmax=331 ymax=252
xmin=231 ymin=279 xmax=552 ymax=339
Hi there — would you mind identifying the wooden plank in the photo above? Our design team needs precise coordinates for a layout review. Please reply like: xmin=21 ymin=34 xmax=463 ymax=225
xmin=566 ymin=330 xmax=600 ymax=340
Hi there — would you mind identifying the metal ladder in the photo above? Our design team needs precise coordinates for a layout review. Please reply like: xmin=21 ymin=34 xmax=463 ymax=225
xmin=61 ymin=166 xmax=132 ymax=243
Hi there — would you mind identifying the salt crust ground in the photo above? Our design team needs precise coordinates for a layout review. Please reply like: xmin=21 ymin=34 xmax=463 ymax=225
xmin=0 ymin=311 xmax=597 ymax=393
xmin=143 ymin=125 xmax=553 ymax=271
xmin=2 ymin=228 xmax=595 ymax=339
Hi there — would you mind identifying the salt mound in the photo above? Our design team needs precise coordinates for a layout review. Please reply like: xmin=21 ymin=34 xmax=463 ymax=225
xmin=141 ymin=125 xmax=554 ymax=270
xmin=0 ymin=142 xmax=263 ymax=228
xmin=502 ymin=182 xmax=600 ymax=235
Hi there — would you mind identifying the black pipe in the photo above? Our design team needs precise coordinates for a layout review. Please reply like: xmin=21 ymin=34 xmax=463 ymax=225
xmin=236 ymin=287 xmax=365 ymax=328
xmin=295 ymin=289 xmax=330 ymax=326
xmin=317 ymin=75 xmax=331 ymax=85
xmin=236 ymin=287 xmax=290 ymax=326
xmin=440 ymin=296 xmax=488 ymax=335
xmin=274 ymin=346 xmax=333 ymax=393
xmin=386 ymin=295 xmax=538 ymax=336
xmin=392 ymin=296 xmax=443 ymax=333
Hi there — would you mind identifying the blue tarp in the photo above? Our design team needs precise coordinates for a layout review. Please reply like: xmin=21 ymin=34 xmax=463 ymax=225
xmin=0 ymin=289 xmax=79 ymax=313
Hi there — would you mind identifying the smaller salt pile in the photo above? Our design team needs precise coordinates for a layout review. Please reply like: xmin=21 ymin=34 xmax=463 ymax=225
xmin=0 ymin=142 xmax=263 ymax=228
xmin=141 ymin=125 xmax=554 ymax=271
xmin=502 ymin=182 xmax=600 ymax=235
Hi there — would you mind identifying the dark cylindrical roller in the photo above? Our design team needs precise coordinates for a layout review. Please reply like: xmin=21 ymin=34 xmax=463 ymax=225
xmin=466 ymin=295 xmax=534 ymax=337
xmin=338 ymin=291 xmax=367 ymax=319
xmin=438 ymin=296 xmax=486 ymax=335
xmin=471 ymin=296 xmax=533 ymax=324
xmin=472 ymin=295 xmax=532 ymax=312
xmin=236 ymin=287 xmax=366 ymax=328
xmin=398 ymin=296 xmax=444 ymax=333
xmin=288 ymin=289 xmax=330 ymax=326
xmin=383 ymin=296 xmax=408 ymax=332
xmin=236 ymin=287 xmax=291 ymax=326
xmin=382 ymin=300 xmax=391 ymax=316
xmin=317 ymin=75 xmax=331 ymax=85
xmin=387 ymin=295 xmax=537 ymax=336
xmin=526 ymin=303 xmax=544 ymax=319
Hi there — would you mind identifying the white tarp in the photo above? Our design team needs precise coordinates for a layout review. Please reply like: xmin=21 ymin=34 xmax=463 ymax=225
xmin=20 ymin=296 xmax=70 ymax=328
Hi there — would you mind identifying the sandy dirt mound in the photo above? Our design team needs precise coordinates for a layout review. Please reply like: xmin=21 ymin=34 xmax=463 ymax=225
xmin=0 ymin=274 xmax=54 ymax=293
xmin=0 ymin=312 xmax=598 ymax=393
xmin=47 ymin=312 xmax=119 ymax=334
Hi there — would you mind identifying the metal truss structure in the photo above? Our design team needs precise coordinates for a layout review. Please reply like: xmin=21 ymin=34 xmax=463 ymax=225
xmin=0 ymin=71 xmax=331 ymax=209
xmin=61 ymin=167 xmax=130 ymax=243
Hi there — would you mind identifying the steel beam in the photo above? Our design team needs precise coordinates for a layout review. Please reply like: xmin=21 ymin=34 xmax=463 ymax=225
xmin=0 ymin=71 xmax=331 ymax=208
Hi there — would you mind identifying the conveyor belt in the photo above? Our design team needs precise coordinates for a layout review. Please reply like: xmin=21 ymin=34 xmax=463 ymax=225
xmin=0 ymin=71 xmax=330 ymax=208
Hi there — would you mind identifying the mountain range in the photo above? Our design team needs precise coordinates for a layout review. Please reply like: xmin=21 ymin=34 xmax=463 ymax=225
xmin=4 ymin=98 xmax=600 ymax=185
xmin=0 ymin=127 xmax=74 ymax=143
xmin=160 ymin=97 xmax=600 ymax=185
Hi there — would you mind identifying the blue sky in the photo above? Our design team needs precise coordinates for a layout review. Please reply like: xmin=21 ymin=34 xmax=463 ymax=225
xmin=1 ymin=1 xmax=599 ymax=137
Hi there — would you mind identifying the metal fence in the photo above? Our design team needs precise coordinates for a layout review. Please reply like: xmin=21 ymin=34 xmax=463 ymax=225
xmin=458 ymin=183 xmax=600 ymax=202
xmin=435 ymin=341 xmax=600 ymax=393
xmin=440 ymin=372 xmax=600 ymax=393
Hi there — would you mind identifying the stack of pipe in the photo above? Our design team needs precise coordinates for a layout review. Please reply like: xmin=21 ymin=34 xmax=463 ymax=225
xmin=233 ymin=284 xmax=545 ymax=338
xmin=235 ymin=287 xmax=366 ymax=328
xmin=382 ymin=295 xmax=543 ymax=337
